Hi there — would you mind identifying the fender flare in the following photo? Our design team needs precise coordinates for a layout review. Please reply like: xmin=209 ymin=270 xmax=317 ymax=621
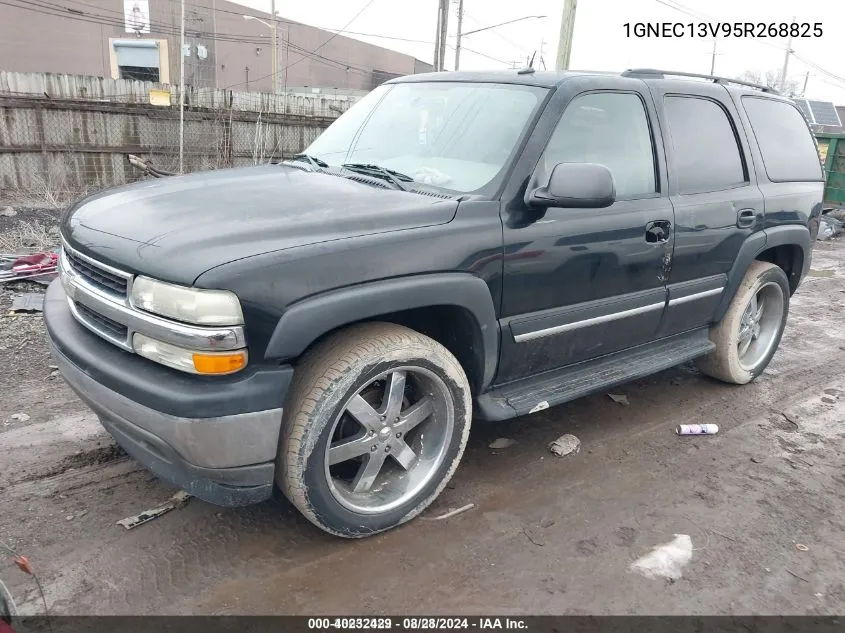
xmin=264 ymin=273 xmax=500 ymax=390
xmin=713 ymin=225 xmax=811 ymax=322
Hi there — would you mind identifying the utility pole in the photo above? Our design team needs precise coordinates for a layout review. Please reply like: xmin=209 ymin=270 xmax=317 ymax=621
xmin=779 ymin=16 xmax=794 ymax=92
xmin=454 ymin=0 xmax=464 ymax=71
xmin=539 ymin=37 xmax=546 ymax=70
xmin=438 ymin=0 xmax=449 ymax=71
xmin=212 ymin=0 xmax=218 ymax=88
xmin=271 ymin=0 xmax=278 ymax=93
xmin=802 ymin=71 xmax=810 ymax=96
xmin=433 ymin=1 xmax=442 ymax=70
xmin=179 ymin=0 xmax=185 ymax=174
xmin=555 ymin=0 xmax=576 ymax=70
xmin=710 ymin=37 xmax=717 ymax=75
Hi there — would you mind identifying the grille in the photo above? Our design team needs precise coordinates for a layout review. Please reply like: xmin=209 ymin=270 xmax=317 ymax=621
xmin=75 ymin=302 xmax=128 ymax=341
xmin=65 ymin=250 xmax=129 ymax=296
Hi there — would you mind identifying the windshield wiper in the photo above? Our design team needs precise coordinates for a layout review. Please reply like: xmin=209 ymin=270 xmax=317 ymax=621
xmin=286 ymin=154 xmax=329 ymax=172
xmin=341 ymin=163 xmax=413 ymax=192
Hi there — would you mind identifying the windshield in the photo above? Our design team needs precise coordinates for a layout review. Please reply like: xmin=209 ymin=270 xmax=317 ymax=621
xmin=304 ymin=82 xmax=548 ymax=193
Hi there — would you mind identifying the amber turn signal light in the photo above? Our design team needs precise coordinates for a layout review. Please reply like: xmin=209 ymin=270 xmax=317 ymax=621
xmin=192 ymin=351 xmax=247 ymax=375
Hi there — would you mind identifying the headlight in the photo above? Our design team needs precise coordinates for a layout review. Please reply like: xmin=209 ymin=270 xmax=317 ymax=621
xmin=133 ymin=333 xmax=247 ymax=375
xmin=130 ymin=276 xmax=244 ymax=326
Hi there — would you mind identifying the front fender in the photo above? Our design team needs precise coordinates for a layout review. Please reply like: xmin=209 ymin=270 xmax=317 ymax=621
xmin=264 ymin=273 xmax=500 ymax=390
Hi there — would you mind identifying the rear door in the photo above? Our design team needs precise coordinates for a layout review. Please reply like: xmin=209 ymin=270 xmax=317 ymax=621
xmin=645 ymin=81 xmax=765 ymax=336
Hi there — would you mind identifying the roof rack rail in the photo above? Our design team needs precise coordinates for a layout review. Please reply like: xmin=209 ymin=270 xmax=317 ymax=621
xmin=621 ymin=68 xmax=779 ymax=94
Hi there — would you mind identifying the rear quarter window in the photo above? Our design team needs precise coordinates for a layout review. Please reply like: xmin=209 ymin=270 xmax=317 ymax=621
xmin=741 ymin=97 xmax=824 ymax=182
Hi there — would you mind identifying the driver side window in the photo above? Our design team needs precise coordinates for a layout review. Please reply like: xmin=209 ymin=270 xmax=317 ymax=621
xmin=542 ymin=92 xmax=657 ymax=199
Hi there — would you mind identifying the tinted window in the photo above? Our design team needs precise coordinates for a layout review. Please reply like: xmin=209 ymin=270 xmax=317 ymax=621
xmin=543 ymin=92 xmax=656 ymax=198
xmin=664 ymin=96 xmax=746 ymax=194
xmin=742 ymin=97 xmax=824 ymax=182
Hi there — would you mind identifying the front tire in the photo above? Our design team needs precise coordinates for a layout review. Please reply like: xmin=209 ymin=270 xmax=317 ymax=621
xmin=278 ymin=322 xmax=472 ymax=538
xmin=696 ymin=261 xmax=790 ymax=384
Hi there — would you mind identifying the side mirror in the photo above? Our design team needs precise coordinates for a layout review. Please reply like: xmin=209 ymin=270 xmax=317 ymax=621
xmin=527 ymin=162 xmax=616 ymax=209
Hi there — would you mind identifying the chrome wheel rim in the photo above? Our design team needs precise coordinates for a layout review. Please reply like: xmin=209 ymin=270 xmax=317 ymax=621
xmin=737 ymin=281 xmax=784 ymax=372
xmin=324 ymin=366 xmax=454 ymax=515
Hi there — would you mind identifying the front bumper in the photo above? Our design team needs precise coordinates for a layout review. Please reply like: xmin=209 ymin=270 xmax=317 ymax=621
xmin=45 ymin=279 xmax=294 ymax=507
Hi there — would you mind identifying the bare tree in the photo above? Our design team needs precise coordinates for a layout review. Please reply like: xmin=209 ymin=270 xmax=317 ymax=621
xmin=737 ymin=70 xmax=799 ymax=95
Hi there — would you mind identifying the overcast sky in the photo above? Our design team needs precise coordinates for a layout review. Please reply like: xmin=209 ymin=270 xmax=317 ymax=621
xmin=232 ymin=0 xmax=845 ymax=105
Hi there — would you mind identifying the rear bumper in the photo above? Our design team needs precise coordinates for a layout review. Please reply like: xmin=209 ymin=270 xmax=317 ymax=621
xmin=45 ymin=279 xmax=293 ymax=507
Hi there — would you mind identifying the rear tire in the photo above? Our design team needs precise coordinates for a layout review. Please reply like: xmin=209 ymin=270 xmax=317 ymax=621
xmin=278 ymin=322 xmax=472 ymax=538
xmin=696 ymin=261 xmax=790 ymax=385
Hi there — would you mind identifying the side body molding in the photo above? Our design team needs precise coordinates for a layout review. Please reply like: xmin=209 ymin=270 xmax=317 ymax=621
xmin=264 ymin=274 xmax=500 ymax=390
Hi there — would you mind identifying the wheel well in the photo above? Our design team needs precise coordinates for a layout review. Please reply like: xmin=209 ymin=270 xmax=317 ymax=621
xmin=370 ymin=306 xmax=485 ymax=396
xmin=755 ymin=244 xmax=803 ymax=293
xmin=299 ymin=305 xmax=487 ymax=396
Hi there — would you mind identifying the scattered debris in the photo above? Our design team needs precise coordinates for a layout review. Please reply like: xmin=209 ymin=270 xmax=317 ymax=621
xmin=548 ymin=434 xmax=581 ymax=457
xmin=0 ymin=251 xmax=58 ymax=285
xmin=65 ymin=515 xmax=74 ymax=521
xmin=9 ymin=413 xmax=30 ymax=423
xmin=816 ymin=215 xmax=843 ymax=241
xmin=676 ymin=423 xmax=719 ymax=435
xmin=608 ymin=393 xmax=629 ymax=406
xmin=785 ymin=568 xmax=809 ymax=583
xmin=116 ymin=490 xmax=193 ymax=530
xmin=540 ymin=518 xmax=556 ymax=528
xmin=826 ymin=207 xmax=845 ymax=223
xmin=795 ymin=543 xmax=809 ymax=552
xmin=629 ymin=534 xmax=693 ymax=581
xmin=488 ymin=437 xmax=517 ymax=450
xmin=815 ymin=592 xmax=824 ymax=598
xmin=425 ymin=503 xmax=475 ymax=521
xmin=807 ymin=269 xmax=835 ymax=277
xmin=822 ymin=396 xmax=835 ymax=404
xmin=778 ymin=411 xmax=799 ymax=429
xmin=750 ymin=456 xmax=763 ymax=463
xmin=710 ymin=529 xmax=738 ymax=543
xmin=529 ymin=401 xmax=549 ymax=414
xmin=9 ymin=293 xmax=45 ymax=313
xmin=523 ymin=526 xmax=546 ymax=547
xmin=0 ymin=207 xmax=16 ymax=217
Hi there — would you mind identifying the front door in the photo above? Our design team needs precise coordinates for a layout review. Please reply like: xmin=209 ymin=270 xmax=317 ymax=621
xmin=496 ymin=80 xmax=674 ymax=384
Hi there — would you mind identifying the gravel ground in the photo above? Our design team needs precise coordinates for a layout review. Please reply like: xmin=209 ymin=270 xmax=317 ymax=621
xmin=1 ymin=217 xmax=844 ymax=616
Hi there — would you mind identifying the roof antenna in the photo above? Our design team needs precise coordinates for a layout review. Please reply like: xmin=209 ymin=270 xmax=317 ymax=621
xmin=518 ymin=51 xmax=537 ymax=75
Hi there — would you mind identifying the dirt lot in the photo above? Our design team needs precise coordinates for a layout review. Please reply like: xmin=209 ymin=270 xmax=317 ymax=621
xmin=1 ymin=215 xmax=844 ymax=616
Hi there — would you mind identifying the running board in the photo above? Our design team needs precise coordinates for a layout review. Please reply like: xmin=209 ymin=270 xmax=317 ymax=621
xmin=475 ymin=329 xmax=714 ymax=421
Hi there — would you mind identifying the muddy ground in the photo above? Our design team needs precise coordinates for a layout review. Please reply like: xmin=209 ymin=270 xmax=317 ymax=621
xmin=1 ymin=217 xmax=844 ymax=616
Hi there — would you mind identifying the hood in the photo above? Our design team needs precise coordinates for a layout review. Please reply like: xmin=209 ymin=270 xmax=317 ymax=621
xmin=63 ymin=165 xmax=458 ymax=285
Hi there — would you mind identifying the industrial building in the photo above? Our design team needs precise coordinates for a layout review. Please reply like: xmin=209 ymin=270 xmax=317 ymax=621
xmin=0 ymin=0 xmax=432 ymax=92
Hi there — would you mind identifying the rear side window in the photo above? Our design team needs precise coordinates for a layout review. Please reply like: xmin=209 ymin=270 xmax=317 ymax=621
xmin=664 ymin=96 xmax=746 ymax=194
xmin=741 ymin=97 xmax=824 ymax=182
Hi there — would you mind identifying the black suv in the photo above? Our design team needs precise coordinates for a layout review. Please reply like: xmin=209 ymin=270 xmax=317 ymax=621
xmin=45 ymin=68 xmax=824 ymax=537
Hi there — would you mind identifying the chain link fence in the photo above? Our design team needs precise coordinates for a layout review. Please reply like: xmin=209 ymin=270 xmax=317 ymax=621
xmin=0 ymin=72 xmax=358 ymax=207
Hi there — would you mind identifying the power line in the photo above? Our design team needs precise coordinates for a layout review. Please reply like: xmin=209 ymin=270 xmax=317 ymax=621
xmin=791 ymin=53 xmax=845 ymax=86
xmin=222 ymin=0 xmax=378 ymax=90
xmin=448 ymin=44 xmax=511 ymax=66
xmin=319 ymin=29 xmax=433 ymax=44
xmin=0 ymin=0 xmax=383 ymax=77
xmin=461 ymin=11 xmax=532 ymax=55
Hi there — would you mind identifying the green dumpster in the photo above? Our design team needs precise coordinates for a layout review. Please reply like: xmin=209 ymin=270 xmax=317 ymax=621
xmin=815 ymin=132 xmax=845 ymax=208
